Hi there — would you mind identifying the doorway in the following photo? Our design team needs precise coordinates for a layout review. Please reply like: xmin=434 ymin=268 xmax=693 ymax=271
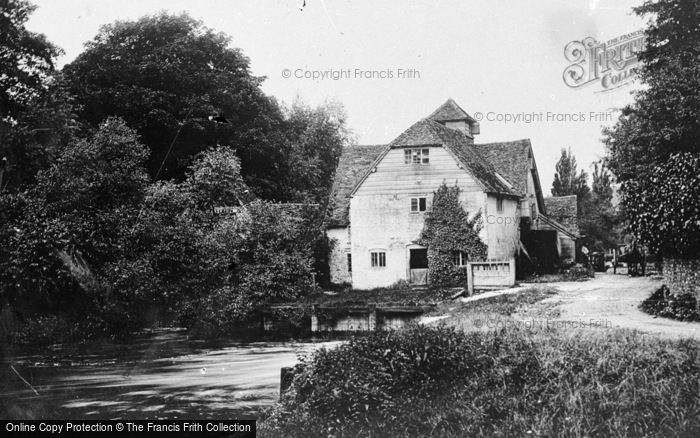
xmin=409 ymin=248 xmax=428 ymax=285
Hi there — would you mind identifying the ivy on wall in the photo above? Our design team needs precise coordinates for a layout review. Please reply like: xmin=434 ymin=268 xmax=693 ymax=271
xmin=418 ymin=184 xmax=487 ymax=286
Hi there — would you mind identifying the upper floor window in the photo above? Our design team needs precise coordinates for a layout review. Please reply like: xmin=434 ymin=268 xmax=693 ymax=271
xmin=370 ymin=251 xmax=386 ymax=268
xmin=410 ymin=197 xmax=427 ymax=213
xmin=496 ymin=197 xmax=504 ymax=214
xmin=347 ymin=253 xmax=352 ymax=273
xmin=404 ymin=148 xmax=430 ymax=165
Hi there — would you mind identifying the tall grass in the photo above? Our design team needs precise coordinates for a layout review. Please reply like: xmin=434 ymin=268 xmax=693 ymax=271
xmin=260 ymin=325 xmax=700 ymax=437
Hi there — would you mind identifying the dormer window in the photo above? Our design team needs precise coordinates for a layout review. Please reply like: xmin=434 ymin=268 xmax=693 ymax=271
xmin=404 ymin=148 xmax=429 ymax=165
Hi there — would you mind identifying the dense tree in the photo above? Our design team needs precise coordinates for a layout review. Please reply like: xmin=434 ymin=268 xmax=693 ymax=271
xmin=579 ymin=162 xmax=619 ymax=251
xmin=60 ymin=12 xmax=350 ymax=204
xmin=591 ymin=162 xmax=613 ymax=204
xmin=604 ymin=0 xmax=700 ymax=256
xmin=1 ymin=8 xmax=343 ymax=341
xmin=61 ymin=12 xmax=283 ymax=183
xmin=1 ymin=118 xmax=151 ymax=334
xmin=0 ymin=0 xmax=61 ymax=120
xmin=275 ymin=100 xmax=349 ymax=204
xmin=605 ymin=0 xmax=700 ymax=182
xmin=0 ymin=1 xmax=78 ymax=190
xmin=551 ymin=148 xmax=590 ymax=204
xmin=623 ymin=153 xmax=700 ymax=257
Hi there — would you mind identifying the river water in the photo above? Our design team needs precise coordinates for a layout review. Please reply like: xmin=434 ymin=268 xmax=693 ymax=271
xmin=1 ymin=329 xmax=340 ymax=420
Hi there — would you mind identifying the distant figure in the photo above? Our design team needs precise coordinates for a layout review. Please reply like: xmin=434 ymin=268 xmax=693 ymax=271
xmin=581 ymin=245 xmax=590 ymax=267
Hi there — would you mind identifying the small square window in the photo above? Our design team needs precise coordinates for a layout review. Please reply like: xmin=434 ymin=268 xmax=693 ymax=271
xmin=371 ymin=251 xmax=386 ymax=267
xmin=410 ymin=197 xmax=428 ymax=212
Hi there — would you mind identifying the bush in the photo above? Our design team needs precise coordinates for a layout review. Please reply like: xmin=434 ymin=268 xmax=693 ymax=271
xmin=261 ymin=325 xmax=700 ymax=437
xmin=640 ymin=285 xmax=699 ymax=322
xmin=263 ymin=326 xmax=495 ymax=436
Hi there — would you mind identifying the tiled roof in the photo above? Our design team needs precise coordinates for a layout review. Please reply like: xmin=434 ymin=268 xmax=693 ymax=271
xmin=325 ymin=144 xmax=384 ymax=227
xmin=427 ymin=98 xmax=476 ymax=123
xmin=473 ymin=139 xmax=532 ymax=196
xmin=544 ymin=195 xmax=579 ymax=235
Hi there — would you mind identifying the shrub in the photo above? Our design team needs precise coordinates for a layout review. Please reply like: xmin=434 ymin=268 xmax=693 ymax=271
xmin=261 ymin=325 xmax=700 ymax=437
xmin=640 ymin=285 xmax=699 ymax=322
xmin=262 ymin=325 xmax=496 ymax=436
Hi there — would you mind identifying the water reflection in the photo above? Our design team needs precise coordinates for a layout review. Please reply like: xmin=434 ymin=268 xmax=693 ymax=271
xmin=1 ymin=329 xmax=341 ymax=420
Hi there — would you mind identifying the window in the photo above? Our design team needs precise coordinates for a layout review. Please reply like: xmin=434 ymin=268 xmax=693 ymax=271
xmin=370 ymin=251 xmax=386 ymax=267
xmin=410 ymin=197 xmax=427 ymax=212
xmin=452 ymin=251 xmax=468 ymax=267
xmin=346 ymin=253 xmax=352 ymax=273
xmin=496 ymin=197 xmax=504 ymax=214
xmin=404 ymin=148 xmax=430 ymax=165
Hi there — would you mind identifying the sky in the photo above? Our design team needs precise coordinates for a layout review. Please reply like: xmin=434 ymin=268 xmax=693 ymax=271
xmin=26 ymin=0 xmax=648 ymax=195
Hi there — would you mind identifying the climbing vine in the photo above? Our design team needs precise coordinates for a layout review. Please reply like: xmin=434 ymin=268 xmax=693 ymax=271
xmin=418 ymin=184 xmax=487 ymax=286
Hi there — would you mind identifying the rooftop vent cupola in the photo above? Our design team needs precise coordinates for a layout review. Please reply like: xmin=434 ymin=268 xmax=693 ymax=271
xmin=427 ymin=98 xmax=480 ymax=137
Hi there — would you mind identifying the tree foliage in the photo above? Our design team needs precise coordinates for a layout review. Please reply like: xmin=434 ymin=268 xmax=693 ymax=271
xmin=419 ymin=184 xmax=486 ymax=286
xmin=1 ymin=118 xmax=151 ymax=335
xmin=274 ymin=100 xmax=349 ymax=204
xmin=0 ymin=0 xmax=61 ymax=120
xmin=1 ymin=7 xmax=337 ymax=341
xmin=604 ymin=0 xmax=700 ymax=255
xmin=579 ymin=162 xmax=620 ymax=251
xmin=551 ymin=148 xmax=590 ymax=203
xmin=624 ymin=153 xmax=700 ymax=257
xmin=0 ymin=0 xmax=78 ymax=190
xmin=60 ymin=12 xmax=350 ymax=204
xmin=61 ymin=12 xmax=282 ymax=182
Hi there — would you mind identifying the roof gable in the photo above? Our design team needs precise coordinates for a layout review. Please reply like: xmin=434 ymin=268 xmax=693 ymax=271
xmin=427 ymin=98 xmax=476 ymax=123
xmin=347 ymin=119 xmax=518 ymax=198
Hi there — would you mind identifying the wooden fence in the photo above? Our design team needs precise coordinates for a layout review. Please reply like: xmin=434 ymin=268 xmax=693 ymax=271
xmin=466 ymin=259 xmax=516 ymax=294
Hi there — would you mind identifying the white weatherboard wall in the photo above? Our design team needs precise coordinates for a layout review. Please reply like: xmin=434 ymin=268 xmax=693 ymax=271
xmin=350 ymin=146 xmax=485 ymax=290
xmin=484 ymin=194 xmax=520 ymax=260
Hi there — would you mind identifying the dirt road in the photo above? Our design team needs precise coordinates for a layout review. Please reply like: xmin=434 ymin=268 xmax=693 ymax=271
xmin=524 ymin=273 xmax=700 ymax=340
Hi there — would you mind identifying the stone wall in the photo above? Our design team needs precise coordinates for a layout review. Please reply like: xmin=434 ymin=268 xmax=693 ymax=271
xmin=664 ymin=257 xmax=700 ymax=297
xmin=327 ymin=226 xmax=351 ymax=285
